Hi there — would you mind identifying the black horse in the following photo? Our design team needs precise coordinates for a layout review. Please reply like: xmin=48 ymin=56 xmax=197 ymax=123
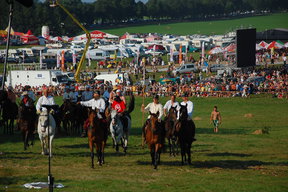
xmin=0 ymin=90 xmax=18 ymax=135
xmin=175 ymin=104 xmax=196 ymax=165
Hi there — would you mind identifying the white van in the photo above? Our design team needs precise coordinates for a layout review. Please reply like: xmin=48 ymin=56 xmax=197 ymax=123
xmin=94 ymin=74 xmax=124 ymax=85
xmin=87 ymin=49 xmax=109 ymax=60
xmin=173 ymin=63 xmax=198 ymax=75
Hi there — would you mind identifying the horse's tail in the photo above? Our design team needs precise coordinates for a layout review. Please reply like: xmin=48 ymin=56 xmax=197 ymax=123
xmin=126 ymin=94 xmax=135 ymax=114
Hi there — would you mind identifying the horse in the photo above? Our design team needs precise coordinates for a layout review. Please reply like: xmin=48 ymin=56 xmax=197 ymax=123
xmin=144 ymin=112 xmax=165 ymax=169
xmin=37 ymin=110 xmax=56 ymax=156
xmin=88 ymin=109 xmax=108 ymax=168
xmin=164 ymin=106 xmax=178 ymax=156
xmin=175 ymin=104 xmax=196 ymax=165
xmin=18 ymin=105 xmax=37 ymax=150
xmin=0 ymin=90 xmax=18 ymax=135
xmin=109 ymin=95 xmax=134 ymax=154
xmin=60 ymin=100 xmax=77 ymax=135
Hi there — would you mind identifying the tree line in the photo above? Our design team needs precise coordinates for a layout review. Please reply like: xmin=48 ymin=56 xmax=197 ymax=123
xmin=0 ymin=0 xmax=287 ymax=37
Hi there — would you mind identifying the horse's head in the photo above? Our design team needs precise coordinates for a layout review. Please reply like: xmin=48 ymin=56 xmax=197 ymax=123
xmin=179 ymin=104 xmax=188 ymax=120
xmin=168 ymin=106 xmax=177 ymax=120
xmin=38 ymin=111 xmax=49 ymax=132
xmin=149 ymin=111 xmax=159 ymax=131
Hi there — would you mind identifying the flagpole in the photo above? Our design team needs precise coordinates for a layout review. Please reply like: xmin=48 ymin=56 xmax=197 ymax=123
xmin=141 ymin=58 xmax=146 ymax=147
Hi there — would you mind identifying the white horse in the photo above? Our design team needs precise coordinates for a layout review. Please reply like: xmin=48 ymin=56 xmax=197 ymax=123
xmin=110 ymin=110 xmax=131 ymax=154
xmin=37 ymin=111 xmax=56 ymax=157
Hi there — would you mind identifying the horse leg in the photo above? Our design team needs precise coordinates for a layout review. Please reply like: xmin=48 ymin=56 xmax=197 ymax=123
xmin=96 ymin=143 xmax=102 ymax=166
xmin=101 ymin=141 xmax=105 ymax=164
xmin=187 ymin=143 xmax=192 ymax=165
xmin=180 ymin=142 xmax=185 ymax=165
xmin=39 ymin=137 xmax=45 ymax=155
xmin=89 ymin=140 xmax=94 ymax=168
xmin=123 ymin=135 xmax=128 ymax=154
xmin=150 ymin=146 xmax=155 ymax=166
xmin=154 ymin=146 xmax=158 ymax=169
xmin=168 ymin=138 xmax=172 ymax=156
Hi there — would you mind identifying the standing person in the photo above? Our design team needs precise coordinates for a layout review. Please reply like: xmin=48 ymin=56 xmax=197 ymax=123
xmin=178 ymin=93 xmax=194 ymax=120
xmin=163 ymin=95 xmax=179 ymax=116
xmin=283 ymin=53 xmax=287 ymax=66
xmin=36 ymin=89 xmax=55 ymax=113
xmin=82 ymin=85 xmax=93 ymax=101
xmin=210 ymin=106 xmax=222 ymax=133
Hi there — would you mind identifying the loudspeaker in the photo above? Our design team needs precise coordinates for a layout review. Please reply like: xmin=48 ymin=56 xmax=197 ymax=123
xmin=15 ymin=0 xmax=33 ymax=7
xmin=236 ymin=28 xmax=256 ymax=68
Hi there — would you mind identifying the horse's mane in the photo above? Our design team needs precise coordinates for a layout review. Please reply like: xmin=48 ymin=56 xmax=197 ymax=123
xmin=179 ymin=105 xmax=188 ymax=120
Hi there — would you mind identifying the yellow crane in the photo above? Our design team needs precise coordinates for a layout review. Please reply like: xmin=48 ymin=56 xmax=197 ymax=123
xmin=50 ymin=0 xmax=91 ymax=82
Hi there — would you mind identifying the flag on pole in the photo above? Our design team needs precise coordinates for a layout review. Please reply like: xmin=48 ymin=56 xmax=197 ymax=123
xmin=57 ymin=50 xmax=61 ymax=68
xmin=179 ymin=44 xmax=182 ymax=64
xmin=61 ymin=50 xmax=65 ymax=71
xmin=170 ymin=46 xmax=173 ymax=62
xmin=72 ymin=49 xmax=76 ymax=67
xmin=39 ymin=50 xmax=43 ymax=69
xmin=201 ymin=41 xmax=205 ymax=59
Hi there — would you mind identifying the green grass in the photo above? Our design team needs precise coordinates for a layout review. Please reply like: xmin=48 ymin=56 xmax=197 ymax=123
xmin=103 ymin=13 xmax=288 ymax=35
xmin=1 ymin=96 xmax=288 ymax=191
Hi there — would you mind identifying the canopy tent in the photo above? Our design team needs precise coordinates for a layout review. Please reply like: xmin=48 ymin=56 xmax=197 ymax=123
xmin=224 ymin=43 xmax=236 ymax=53
xmin=20 ymin=30 xmax=39 ymax=45
xmin=75 ymin=30 xmax=118 ymax=40
xmin=50 ymin=36 xmax=63 ymax=42
xmin=145 ymin=34 xmax=161 ymax=42
xmin=208 ymin=47 xmax=224 ymax=54
xmin=256 ymin=44 xmax=265 ymax=51
xmin=258 ymin=41 xmax=268 ymax=49
xmin=285 ymin=42 xmax=288 ymax=48
xmin=267 ymin=41 xmax=284 ymax=49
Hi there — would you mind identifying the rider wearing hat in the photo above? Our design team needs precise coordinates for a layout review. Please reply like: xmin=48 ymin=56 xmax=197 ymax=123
xmin=19 ymin=91 xmax=37 ymax=122
xmin=141 ymin=95 xmax=164 ymax=142
xmin=111 ymin=95 xmax=126 ymax=113
xmin=20 ymin=85 xmax=36 ymax=102
xmin=109 ymin=89 xmax=126 ymax=105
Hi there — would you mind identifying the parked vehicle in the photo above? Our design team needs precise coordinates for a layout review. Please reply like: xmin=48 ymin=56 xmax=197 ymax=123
xmin=7 ymin=70 xmax=70 ymax=88
xmin=173 ymin=63 xmax=198 ymax=75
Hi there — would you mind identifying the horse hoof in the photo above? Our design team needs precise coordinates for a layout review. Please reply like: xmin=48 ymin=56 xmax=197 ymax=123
xmin=41 ymin=152 xmax=44 ymax=155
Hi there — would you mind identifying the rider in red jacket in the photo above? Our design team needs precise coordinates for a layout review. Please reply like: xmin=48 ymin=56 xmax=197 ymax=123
xmin=111 ymin=96 xmax=126 ymax=113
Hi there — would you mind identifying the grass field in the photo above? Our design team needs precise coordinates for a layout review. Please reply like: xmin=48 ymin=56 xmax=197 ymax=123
xmin=103 ymin=13 xmax=288 ymax=35
xmin=0 ymin=96 xmax=288 ymax=191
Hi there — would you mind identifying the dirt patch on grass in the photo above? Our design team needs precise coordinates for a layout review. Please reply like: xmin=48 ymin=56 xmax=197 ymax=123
xmin=194 ymin=117 xmax=202 ymax=121
xmin=244 ymin=113 xmax=254 ymax=118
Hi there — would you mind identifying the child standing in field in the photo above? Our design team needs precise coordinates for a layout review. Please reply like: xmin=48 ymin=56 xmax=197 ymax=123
xmin=210 ymin=106 xmax=221 ymax=133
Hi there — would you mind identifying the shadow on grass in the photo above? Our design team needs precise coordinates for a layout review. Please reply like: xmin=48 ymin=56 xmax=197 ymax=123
xmin=137 ymin=159 xmax=288 ymax=169
xmin=1 ymin=151 xmax=41 ymax=160
xmin=196 ymin=127 xmax=247 ymax=134
xmin=206 ymin=152 xmax=252 ymax=157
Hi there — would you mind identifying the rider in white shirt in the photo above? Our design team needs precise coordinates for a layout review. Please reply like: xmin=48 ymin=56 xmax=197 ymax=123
xmin=177 ymin=93 xmax=193 ymax=120
xmin=36 ymin=89 xmax=55 ymax=113
xmin=142 ymin=95 xmax=164 ymax=121
xmin=163 ymin=95 xmax=179 ymax=116
xmin=79 ymin=90 xmax=106 ymax=118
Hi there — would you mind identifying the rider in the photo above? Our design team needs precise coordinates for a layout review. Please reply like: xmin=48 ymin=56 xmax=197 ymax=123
xmin=19 ymin=91 xmax=35 ymax=119
xmin=110 ymin=89 xmax=126 ymax=105
xmin=163 ymin=94 xmax=179 ymax=116
xmin=36 ymin=89 xmax=56 ymax=113
xmin=20 ymin=85 xmax=36 ymax=102
xmin=177 ymin=93 xmax=193 ymax=120
xmin=79 ymin=90 xmax=106 ymax=137
xmin=141 ymin=95 xmax=164 ymax=142
xmin=111 ymin=95 xmax=126 ymax=113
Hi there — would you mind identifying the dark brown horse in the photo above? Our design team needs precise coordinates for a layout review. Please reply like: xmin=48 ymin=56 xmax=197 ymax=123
xmin=0 ymin=90 xmax=18 ymax=135
xmin=88 ymin=109 xmax=108 ymax=168
xmin=60 ymin=100 xmax=77 ymax=135
xmin=144 ymin=112 xmax=165 ymax=169
xmin=164 ymin=106 xmax=178 ymax=156
xmin=18 ymin=104 xmax=37 ymax=150
xmin=175 ymin=104 xmax=196 ymax=165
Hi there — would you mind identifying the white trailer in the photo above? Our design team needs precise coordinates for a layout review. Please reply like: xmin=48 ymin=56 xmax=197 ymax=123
xmin=94 ymin=74 xmax=124 ymax=85
xmin=7 ymin=70 xmax=69 ymax=88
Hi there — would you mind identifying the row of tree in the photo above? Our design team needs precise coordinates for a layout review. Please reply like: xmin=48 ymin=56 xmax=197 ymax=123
xmin=0 ymin=0 xmax=287 ymax=37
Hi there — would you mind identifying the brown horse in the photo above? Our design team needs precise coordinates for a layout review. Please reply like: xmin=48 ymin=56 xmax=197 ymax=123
xmin=87 ymin=109 xmax=108 ymax=168
xmin=164 ymin=106 xmax=178 ymax=156
xmin=18 ymin=105 xmax=37 ymax=150
xmin=144 ymin=112 xmax=165 ymax=169
xmin=175 ymin=104 xmax=196 ymax=165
